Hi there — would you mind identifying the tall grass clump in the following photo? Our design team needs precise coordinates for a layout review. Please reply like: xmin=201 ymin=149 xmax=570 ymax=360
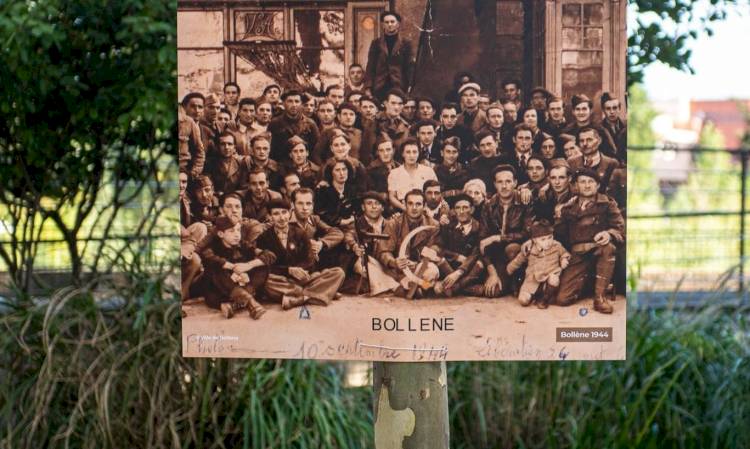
xmin=2 ymin=272 xmax=748 ymax=448
xmin=0 ymin=274 xmax=372 ymax=449
xmin=449 ymin=300 xmax=750 ymax=449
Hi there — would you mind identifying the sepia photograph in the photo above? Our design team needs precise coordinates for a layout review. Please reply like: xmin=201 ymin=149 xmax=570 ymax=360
xmin=178 ymin=0 xmax=627 ymax=361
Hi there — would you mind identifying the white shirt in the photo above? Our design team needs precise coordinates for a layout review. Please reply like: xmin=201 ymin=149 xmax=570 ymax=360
xmin=387 ymin=164 xmax=438 ymax=202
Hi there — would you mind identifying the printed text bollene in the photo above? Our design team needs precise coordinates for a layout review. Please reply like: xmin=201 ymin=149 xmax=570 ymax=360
xmin=372 ymin=317 xmax=455 ymax=332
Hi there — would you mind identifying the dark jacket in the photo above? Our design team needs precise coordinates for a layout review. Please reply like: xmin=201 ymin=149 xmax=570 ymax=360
xmin=255 ymin=225 xmax=315 ymax=276
xmin=555 ymin=193 xmax=625 ymax=247
xmin=376 ymin=213 xmax=440 ymax=273
xmin=435 ymin=163 xmax=469 ymax=198
xmin=479 ymin=193 xmax=532 ymax=245
xmin=241 ymin=190 xmax=283 ymax=222
xmin=201 ymin=235 xmax=274 ymax=298
xmin=365 ymin=34 xmax=413 ymax=97
xmin=268 ymin=113 xmax=320 ymax=163
xmin=601 ymin=118 xmax=627 ymax=162
xmin=568 ymin=152 xmax=621 ymax=193
xmin=439 ymin=218 xmax=481 ymax=272
xmin=314 ymin=183 xmax=358 ymax=227
xmin=206 ymin=155 xmax=253 ymax=196
xmin=289 ymin=213 xmax=344 ymax=249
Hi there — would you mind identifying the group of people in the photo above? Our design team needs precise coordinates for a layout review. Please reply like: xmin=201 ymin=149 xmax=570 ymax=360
xmin=179 ymin=10 xmax=626 ymax=320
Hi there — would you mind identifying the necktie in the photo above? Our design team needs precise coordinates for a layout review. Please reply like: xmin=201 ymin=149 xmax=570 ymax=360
xmin=521 ymin=155 xmax=527 ymax=167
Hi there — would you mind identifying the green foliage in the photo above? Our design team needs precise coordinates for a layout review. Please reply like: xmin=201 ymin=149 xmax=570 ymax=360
xmin=0 ymin=0 xmax=177 ymax=287
xmin=2 ymin=275 xmax=749 ymax=448
xmin=628 ymin=0 xmax=738 ymax=86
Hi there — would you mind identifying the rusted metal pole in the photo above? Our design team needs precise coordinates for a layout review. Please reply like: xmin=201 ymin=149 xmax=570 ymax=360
xmin=373 ymin=361 xmax=449 ymax=449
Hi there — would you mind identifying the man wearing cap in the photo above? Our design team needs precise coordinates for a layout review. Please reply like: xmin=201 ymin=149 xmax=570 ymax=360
xmin=376 ymin=189 xmax=442 ymax=297
xmin=478 ymin=165 xmax=532 ymax=297
xmin=457 ymin=83 xmax=488 ymax=134
xmin=568 ymin=127 xmax=620 ymax=193
xmin=289 ymin=187 xmax=344 ymax=270
xmin=284 ymin=135 xmax=321 ymax=190
xmin=365 ymin=11 xmax=414 ymax=101
xmin=268 ymin=90 xmax=320 ymax=163
xmin=555 ymin=168 xmax=624 ymax=313
xmin=256 ymin=197 xmax=346 ymax=309
xmin=200 ymin=215 xmax=271 ymax=319
xmin=343 ymin=191 xmax=400 ymax=294
xmin=433 ymin=193 xmax=485 ymax=297
xmin=600 ymin=92 xmax=627 ymax=161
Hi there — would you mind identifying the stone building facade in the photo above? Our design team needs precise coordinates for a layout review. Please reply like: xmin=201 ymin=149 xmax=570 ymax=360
xmin=178 ymin=0 xmax=625 ymax=113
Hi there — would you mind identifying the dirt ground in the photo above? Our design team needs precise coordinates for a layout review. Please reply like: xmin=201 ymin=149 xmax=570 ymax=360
xmin=182 ymin=292 xmax=626 ymax=361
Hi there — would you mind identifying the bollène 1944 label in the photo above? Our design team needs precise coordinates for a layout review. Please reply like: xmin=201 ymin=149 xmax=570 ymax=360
xmin=556 ymin=327 xmax=613 ymax=342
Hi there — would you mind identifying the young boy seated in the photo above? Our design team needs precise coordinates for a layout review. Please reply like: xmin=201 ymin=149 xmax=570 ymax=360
xmin=506 ymin=220 xmax=570 ymax=308
xmin=200 ymin=216 xmax=273 ymax=319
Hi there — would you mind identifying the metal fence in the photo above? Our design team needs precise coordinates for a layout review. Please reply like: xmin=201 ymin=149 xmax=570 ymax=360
xmin=3 ymin=147 xmax=750 ymax=299
xmin=628 ymin=145 xmax=750 ymax=296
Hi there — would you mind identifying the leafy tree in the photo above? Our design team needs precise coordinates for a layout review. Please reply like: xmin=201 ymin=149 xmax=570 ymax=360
xmin=628 ymin=0 xmax=740 ymax=86
xmin=0 ymin=0 xmax=176 ymax=290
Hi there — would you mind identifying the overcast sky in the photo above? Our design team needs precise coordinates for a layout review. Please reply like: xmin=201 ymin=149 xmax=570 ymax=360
xmin=641 ymin=6 xmax=750 ymax=101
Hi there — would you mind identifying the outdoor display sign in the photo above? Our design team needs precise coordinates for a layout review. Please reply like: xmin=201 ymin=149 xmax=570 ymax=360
xmin=178 ymin=0 xmax=627 ymax=361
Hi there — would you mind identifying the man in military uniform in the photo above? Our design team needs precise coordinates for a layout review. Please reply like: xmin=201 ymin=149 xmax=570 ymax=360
xmin=555 ymin=168 xmax=625 ymax=313
xmin=268 ymin=90 xmax=320 ymax=163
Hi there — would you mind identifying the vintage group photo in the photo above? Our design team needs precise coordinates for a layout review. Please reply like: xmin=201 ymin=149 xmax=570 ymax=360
xmin=178 ymin=0 xmax=627 ymax=360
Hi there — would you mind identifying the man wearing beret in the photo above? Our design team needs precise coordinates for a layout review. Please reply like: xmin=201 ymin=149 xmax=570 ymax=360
xmin=554 ymin=168 xmax=625 ymax=313
xmin=365 ymin=11 xmax=414 ymax=101
xmin=433 ymin=194 xmax=485 ymax=297
xmin=456 ymin=83 xmax=488 ymax=134
xmin=268 ymin=90 xmax=320 ymax=163
xmin=256 ymin=198 xmax=346 ymax=309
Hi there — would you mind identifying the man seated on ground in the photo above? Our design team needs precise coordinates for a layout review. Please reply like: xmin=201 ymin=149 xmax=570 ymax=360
xmin=479 ymin=165 xmax=532 ymax=297
xmin=289 ymin=187 xmax=345 ymax=270
xmin=256 ymin=198 xmax=346 ymax=309
xmin=242 ymin=168 xmax=283 ymax=223
xmin=200 ymin=216 xmax=271 ymax=320
xmin=555 ymin=168 xmax=624 ymax=314
xmin=376 ymin=189 xmax=442 ymax=298
xmin=433 ymin=194 xmax=485 ymax=297
xmin=344 ymin=191 xmax=400 ymax=295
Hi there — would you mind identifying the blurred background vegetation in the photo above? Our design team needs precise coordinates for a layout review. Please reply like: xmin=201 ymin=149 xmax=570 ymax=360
xmin=1 ymin=0 xmax=749 ymax=448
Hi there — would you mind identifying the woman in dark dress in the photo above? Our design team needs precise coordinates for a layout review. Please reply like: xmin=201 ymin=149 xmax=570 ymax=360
xmin=315 ymin=159 xmax=359 ymax=227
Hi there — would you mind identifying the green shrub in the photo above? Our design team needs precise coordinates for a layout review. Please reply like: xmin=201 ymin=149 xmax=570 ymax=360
xmin=1 ymin=278 xmax=748 ymax=449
